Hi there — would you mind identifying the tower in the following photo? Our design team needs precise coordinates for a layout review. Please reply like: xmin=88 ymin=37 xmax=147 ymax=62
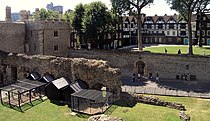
xmin=5 ymin=6 xmax=12 ymax=22
xmin=35 ymin=8 xmax=40 ymax=21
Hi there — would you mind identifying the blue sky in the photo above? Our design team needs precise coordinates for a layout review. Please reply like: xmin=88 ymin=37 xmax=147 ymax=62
xmin=0 ymin=0 xmax=177 ymax=20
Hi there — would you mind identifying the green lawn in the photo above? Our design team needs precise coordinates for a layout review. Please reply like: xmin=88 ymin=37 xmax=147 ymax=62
xmin=143 ymin=45 xmax=210 ymax=55
xmin=0 ymin=96 xmax=210 ymax=121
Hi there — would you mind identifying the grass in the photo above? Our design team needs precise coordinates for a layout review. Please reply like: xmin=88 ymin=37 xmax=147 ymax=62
xmin=143 ymin=45 xmax=210 ymax=55
xmin=0 ymin=96 xmax=210 ymax=121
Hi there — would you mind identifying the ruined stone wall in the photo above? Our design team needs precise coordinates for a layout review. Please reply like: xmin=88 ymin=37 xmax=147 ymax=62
xmin=68 ymin=49 xmax=139 ymax=80
xmin=68 ymin=49 xmax=210 ymax=83
xmin=0 ymin=22 xmax=25 ymax=54
xmin=26 ymin=20 xmax=70 ymax=57
xmin=0 ymin=51 xmax=121 ymax=96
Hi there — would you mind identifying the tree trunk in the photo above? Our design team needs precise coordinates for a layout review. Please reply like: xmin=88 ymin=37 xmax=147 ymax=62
xmin=188 ymin=13 xmax=193 ymax=55
xmin=198 ymin=11 xmax=203 ymax=47
xmin=137 ymin=9 xmax=143 ymax=50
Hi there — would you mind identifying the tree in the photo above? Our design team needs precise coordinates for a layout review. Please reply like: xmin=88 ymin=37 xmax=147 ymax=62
xmin=72 ymin=3 xmax=85 ymax=46
xmin=166 ymin=0 xmax=210 ymax=55
xmin=39 ymin=8 xmax=60 ymax=19
xmin=196 ymin=0 xmax=210 ymax=47
xmin=83 ymin=1 xmax=113 ymax=48
xmin=111 ymin=0 xmax=154 ymax=50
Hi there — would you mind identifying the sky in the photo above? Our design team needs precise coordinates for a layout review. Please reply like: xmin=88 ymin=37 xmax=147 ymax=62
xmin=0 ymin=0 xmax=178 ymax=20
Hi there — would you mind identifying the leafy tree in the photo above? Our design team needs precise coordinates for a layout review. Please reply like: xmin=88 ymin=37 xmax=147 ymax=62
xmin=166 ymin=0 xmax=210 ymax=55
xmin=39 ymin=8 xmax=60 ymax=19
xmin=39 ymin=8 xmax=49 ymax=19
xmin=195 ymin=0 xmax=210 ymax=47
xmin=83 ymin=1 xmax=113 ymax=48
xmin=111 ymin=0 xmax=154 ymax=50
xmin=72 ymin=3 xmax=85 ymax=45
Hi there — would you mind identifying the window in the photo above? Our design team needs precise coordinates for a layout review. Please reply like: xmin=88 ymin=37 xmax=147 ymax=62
xmin=158 ymin=24 xmax=163 ymax=29
xmin=54 ymin=31 xmax=58 ymax=37
xmin=173 ymin=31 xmax=176 ymax=36
xmin=169 ymin=23 xmax=174 ymax=29
xmin=186 ymin=65 xmax=189 ymax=70
xmin=202 ymin=30 xmax=205 ymax=36
xmin=180 ymin=24 xmax=186 ymax=29
xmin=131 ymin=24 xmax=133 ymax=28
xmin=208 ymin=23 xmax=210 ymax=27
xmin=147 ymin=24 xmax=152 ymax=29
xmin=167 ymin=31 xmax=170 ymax=35
xmin=54 ymin=45 xmax=59 ymax=51
xmin=207 ymin=31 xmax=210 ymax=36
xmin=180 ymin=31 xmax=186 ymax=36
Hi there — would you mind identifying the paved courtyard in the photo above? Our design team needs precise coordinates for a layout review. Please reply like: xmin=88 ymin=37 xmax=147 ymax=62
xmin=121 ymin=78 xmax=210 ymax=98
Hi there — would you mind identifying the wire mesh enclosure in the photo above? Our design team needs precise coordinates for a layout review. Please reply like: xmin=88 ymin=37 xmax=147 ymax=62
xmin=71 ymin=89 xmax=113 ymax=115
xmin=0 ymin=79 xmax=46 ymax=112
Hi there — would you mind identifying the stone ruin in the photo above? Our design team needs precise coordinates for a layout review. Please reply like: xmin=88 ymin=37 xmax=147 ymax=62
xmin=0 ymin=50 xmax=122 ymax=97
xmin=88 ymin=115 xmax=123 ymax=121
xmin=121 ymin=93 xmax=190 ymax=120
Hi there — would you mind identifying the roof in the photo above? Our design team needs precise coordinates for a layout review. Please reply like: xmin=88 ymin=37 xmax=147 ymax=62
xmin=71 ymin=89 xmax=113 ymax=102
xmin=70 ymin=82 xmax=82 ymax=92
xmin=0 ymin=79 xmax=46 ymax=93
xmin=42 ymin=74 xmax=55 ymax=83
xmin=52 ymin=77 xmax=70 ymax=89
xmin=27 ymin=72 xmax=41 ymax=81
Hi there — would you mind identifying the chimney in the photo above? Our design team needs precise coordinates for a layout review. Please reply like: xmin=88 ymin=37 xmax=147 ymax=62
xmin=35 ymin=8 xmax=40 ymax=21
xmin=5 ymin=6 xmax=12 ymax=22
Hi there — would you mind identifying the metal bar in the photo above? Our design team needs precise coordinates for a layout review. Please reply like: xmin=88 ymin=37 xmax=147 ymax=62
xmin=17 ymin=80 xmax=40 ymax=86
xmin=18 ymin=92 xmax=23 ymax=112
xmin=8 ymin=91 xmax=11 ymax=108
xmin=11 ymin=84 xmax=29 ymax=90
xmin=29 ymin=90 xmax=33 ymax=106
xmin=0 ymin=89 xmax=2 ymax=105
xmin=39 ymin=87 xmax=43 ymax=101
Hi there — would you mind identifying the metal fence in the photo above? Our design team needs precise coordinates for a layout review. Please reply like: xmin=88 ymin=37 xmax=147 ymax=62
xmin=121 ymin=86 xmax=210 ymax=99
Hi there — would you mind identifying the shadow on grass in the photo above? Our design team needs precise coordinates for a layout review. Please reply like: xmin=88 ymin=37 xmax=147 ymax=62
xmin=1 ymin=98 xmax=47 ymax=113
xmin=202 ymin=47 xmax=210 ymax=50
xmin=50 ymin=100 xmax=65 ymax=106
xmin=76 ymin=113 xmax=90 ymax=119
xmin=104 ymin=105 xmax=118 ymax=115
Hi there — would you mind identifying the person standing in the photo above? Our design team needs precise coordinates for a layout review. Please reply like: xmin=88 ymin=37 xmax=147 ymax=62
xmin=156 ymin=73 xmax=159 ymax=83
xmin=138 ymin=73 xmax=141 ymax=81
xmin=132 ymin=73 xmax=135 ymax=82
xmin=178 ymin=49 xmax=181 ymax=55
xmin=165 ymin=48 xmax=167 ymax=53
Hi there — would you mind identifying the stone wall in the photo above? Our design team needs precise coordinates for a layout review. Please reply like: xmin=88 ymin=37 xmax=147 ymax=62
xmin=26 ymin=20 xmax=71 ymax=57
xmin=0 ymin=22 xmax=25 ymax=54
xmin=68 ymin=49 xmax=139 ymax=80
xmin=68 ymin=49 xmax=210 ymax=83
xmin=0 ymin=50 xmax=121 ymax=96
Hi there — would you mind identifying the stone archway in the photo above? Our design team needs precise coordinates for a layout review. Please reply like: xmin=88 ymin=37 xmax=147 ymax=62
xmin=135 ymin=60 xmax=147 ymax=76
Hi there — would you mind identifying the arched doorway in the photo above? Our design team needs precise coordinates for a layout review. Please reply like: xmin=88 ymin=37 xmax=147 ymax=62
xmin=136 ymin=61 xmax=146 ymax=76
